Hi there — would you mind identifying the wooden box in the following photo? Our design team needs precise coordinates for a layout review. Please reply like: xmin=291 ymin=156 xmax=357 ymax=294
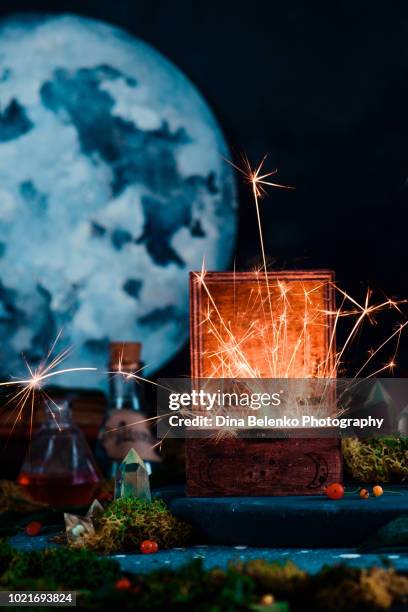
xmin=186 ymin=270 xmax=342 ymax=496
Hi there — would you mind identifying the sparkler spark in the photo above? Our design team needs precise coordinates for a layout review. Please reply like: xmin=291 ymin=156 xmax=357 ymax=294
xmin=1 ymin=154 xmax=406 ymax=450
xmin=198 ymin=155 xmax=407 ymax=381
xmin=100 ymin=156 xmax=408 ymax=445
xmin=0 ymin=331 xmax=97 ymax=438
xmin=188 ymin=154 xmax=408 ymax=439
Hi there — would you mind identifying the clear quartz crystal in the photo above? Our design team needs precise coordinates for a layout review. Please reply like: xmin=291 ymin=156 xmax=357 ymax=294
xmin=86 ymin=499 xmax=104 ymax=519
xmin=64 ymin=499 xmax=104 ymax=546
xmin=64 ymin=513 xmax=95 ymax=544
xmin=114 ymin=448 xmax=151 ymax=501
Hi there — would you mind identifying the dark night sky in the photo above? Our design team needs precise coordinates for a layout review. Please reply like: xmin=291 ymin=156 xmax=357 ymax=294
xmin=2 ymin=0 xmax=408 ymax=375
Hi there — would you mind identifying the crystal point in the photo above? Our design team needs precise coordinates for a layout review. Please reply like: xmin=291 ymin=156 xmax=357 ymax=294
xmin=114 ymin=448 xmax=151 ymax=501
xmin=64 ymin=512 xmax=95 ymax=545
xmin=86 ymin=499 xmax=104 ymax=520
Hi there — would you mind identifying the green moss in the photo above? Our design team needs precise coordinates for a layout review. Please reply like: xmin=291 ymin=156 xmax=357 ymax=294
xmin=342 ymin=437 xmax=408 ymax=483
xmin=83 ymin=497 xmax=192 ymax=553
xmin=309 ymin=564 xmax=408 ymax=611
xmin=0 ymin=540 xmax=16 ymax=576
xmin=1 ymin=541 xmax=408 ymax=610
xmin=2 ymin=546 xmax=120 ymax=590
xmin=123 ymin=560 xmax=255 ymax=611
xmin=242 ymin=559 xmax=307 ymax=595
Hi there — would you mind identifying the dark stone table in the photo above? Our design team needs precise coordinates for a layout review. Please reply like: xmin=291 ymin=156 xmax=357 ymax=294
xmin=157 ymin=485 xmax=408 ymax=548
xmin=9 ymin=485 xmax=408 ymax=575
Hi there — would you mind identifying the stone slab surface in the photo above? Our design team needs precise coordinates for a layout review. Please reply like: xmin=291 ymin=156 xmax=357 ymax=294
xmin=157 ymin=485 xmax=408 ymax=548
xmin=9 ymin=534 xmax=408 ymax=575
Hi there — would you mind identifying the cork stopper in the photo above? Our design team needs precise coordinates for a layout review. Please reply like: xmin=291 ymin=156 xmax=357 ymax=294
xmin=109 ymin=342 xmax=141 ymax=371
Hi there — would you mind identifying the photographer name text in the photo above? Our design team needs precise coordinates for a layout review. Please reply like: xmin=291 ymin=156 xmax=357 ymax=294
xmin=167 ymin=414 xmax=384 ymax=430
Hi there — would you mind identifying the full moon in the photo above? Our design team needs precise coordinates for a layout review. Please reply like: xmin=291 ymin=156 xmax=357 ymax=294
xmin=0 ymin=14 xmax=237 ymax=389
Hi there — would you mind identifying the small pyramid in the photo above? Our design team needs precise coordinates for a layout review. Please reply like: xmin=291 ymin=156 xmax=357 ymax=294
xmin=364 ymin=381 xmax=393 ymax=407
xmin=114 ymin=448 xmax=151 ymax=501
xmin=398 ymin=405 xmax=408 ymax=435
xmin=64 ymin=513 xmax=95 ymax=544
xmin=86 ymin=499 xmax=104 ymax=520
xmin=125 ymin=448 xmax=146 ymax=467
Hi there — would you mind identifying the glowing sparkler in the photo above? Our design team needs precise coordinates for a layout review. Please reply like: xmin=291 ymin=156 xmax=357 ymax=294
xmin=0 ymin=330 xmax=97 ymax=438
xmin=104 ymin=156 xmax=408 ymax=444
xmin=195 ymin=155 xmax=407 ymax=386
xmin=229 ymin=155 xmax=294 ymax=347
xmin=1 ymin=154 xmax=406 ymax=448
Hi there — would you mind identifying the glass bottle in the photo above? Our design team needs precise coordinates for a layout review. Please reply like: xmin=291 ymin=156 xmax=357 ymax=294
xmin=18 ymin=400 xmax=101 ymax=508
xmin=97 ymin=342 xmax=160 ymax=478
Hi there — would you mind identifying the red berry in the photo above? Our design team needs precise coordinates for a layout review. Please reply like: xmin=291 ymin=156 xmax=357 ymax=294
xmin=325 ymin=483 xmax=344 ymax=500
xmin=115 ymin=577 xmax=131 ymax=590
xmin=140 ymin=540 xmax=159 ymax=554
xmin=25 ymin=521 xmax=42 ymax=536
xmin=98 ymin=492 xmax=112 ymax=502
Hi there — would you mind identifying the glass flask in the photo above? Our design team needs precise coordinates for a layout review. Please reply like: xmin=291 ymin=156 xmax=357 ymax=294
xmin=18 ymin=400 xmax=101 ymax=508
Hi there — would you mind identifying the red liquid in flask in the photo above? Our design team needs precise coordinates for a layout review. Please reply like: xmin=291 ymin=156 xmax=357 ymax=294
xmin=18 ymin=473 xmax=100 ymax=508
xmin=18 ymin=400 xmax=102 ymax=508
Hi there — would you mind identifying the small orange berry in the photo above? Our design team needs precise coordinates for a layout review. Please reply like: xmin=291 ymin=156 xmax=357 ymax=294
xmin=373 ymin=485 xmax=383 ymax=497
xmin=260 ymin=594 xmax=274 ymax=605
xmin=25 ymin=521 xmax=42 ymax=536
xmin=115 ymin=577 xmax=131 ymax=590
xmin=325 ymin=483 xmax=344 ymax=500
xmin=359 ymin=488 xmax=370 ymax=499
xmin=140 ymin=540 xmax=159 ymax=554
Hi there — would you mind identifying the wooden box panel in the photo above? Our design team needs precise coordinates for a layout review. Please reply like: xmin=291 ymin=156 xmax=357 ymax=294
xmin=186 ymin=437 xmax=342 ymax=496
xmin=186 ymin=270 xmax=341 ymax=497
xmin=190 ymin=270 xmax=336 ymax=379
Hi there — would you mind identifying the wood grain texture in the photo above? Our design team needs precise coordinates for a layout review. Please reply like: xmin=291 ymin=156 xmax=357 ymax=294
xmin=187 ymin=270 xmax=342 ymax=497
xmin=190 ymin=270 xmax=336 ymax=379
xmin=186 ymin=437 xmax=342 ymax=496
